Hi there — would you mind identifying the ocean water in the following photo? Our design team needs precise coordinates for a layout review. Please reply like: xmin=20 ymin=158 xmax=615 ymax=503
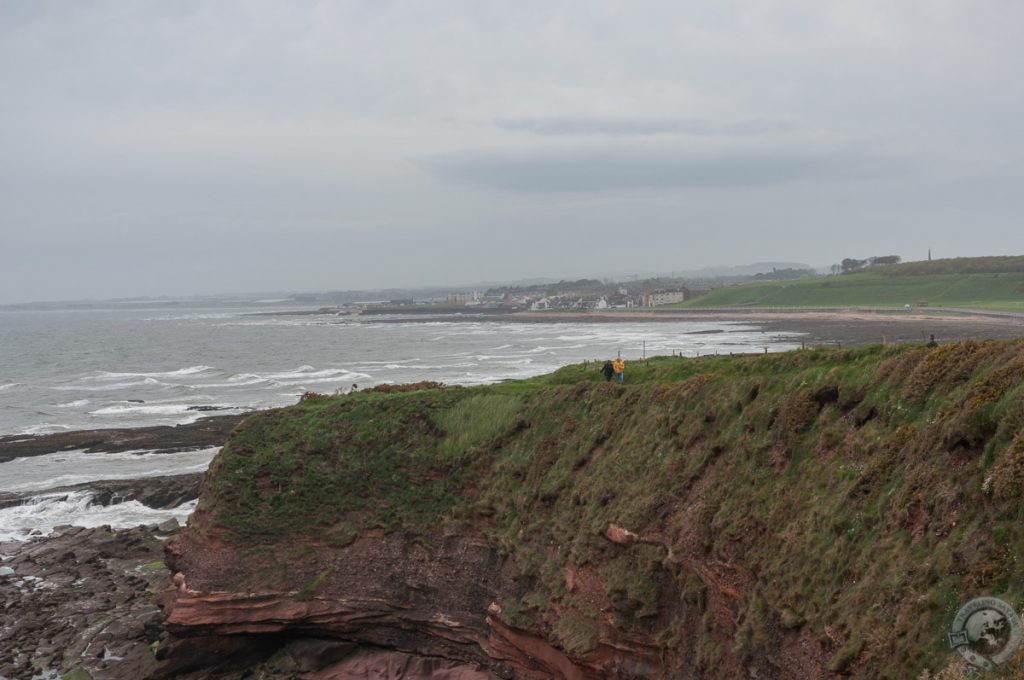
xmin=0 ymin=304 xmax=805 ymax=539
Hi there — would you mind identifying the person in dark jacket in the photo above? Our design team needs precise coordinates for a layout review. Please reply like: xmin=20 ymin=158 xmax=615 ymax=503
xmin=601 ymin=360 xmax=615 ymax=382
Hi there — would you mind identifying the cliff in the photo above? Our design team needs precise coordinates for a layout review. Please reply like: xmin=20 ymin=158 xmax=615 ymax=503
xmin=160 ymin=341 xmax=1024 ymax=678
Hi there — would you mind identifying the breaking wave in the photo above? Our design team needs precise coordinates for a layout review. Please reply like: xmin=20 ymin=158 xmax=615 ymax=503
xmin=0 ymin=447 xmax=221 ymax=494
xmin=0 ymin=491 xmax=198 ymax=543
xmin=54 ymin=377 xmax=168 ymax=391
xmin=87 ymin=365 xmax=215 ymax=380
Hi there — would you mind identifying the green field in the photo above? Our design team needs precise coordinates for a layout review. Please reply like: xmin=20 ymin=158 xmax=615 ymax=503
xmin=677 ymin=271 xmax=1024 ymax=310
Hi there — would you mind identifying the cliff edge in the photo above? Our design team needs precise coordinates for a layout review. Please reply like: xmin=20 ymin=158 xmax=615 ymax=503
xmin=160 ymin=341 xmax=1024 ymax=678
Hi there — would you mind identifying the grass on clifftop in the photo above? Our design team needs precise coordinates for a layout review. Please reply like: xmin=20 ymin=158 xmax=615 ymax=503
xmin=199 ymin=340 xmax=1024 ymax=678
xmin=675 ymin=271 xmax=1024 ymax=310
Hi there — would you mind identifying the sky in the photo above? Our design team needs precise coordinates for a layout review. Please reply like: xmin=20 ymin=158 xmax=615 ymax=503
xmin=2 ymin=1 xmax=1023 ymax=303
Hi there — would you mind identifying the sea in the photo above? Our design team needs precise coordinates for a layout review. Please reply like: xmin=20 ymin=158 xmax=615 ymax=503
xmin=0 ymin=302 xmax=805 ymax=541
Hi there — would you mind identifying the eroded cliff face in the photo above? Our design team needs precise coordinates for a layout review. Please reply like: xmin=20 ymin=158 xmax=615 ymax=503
xmin=159 ymin=341 xmax=1024 ymax=679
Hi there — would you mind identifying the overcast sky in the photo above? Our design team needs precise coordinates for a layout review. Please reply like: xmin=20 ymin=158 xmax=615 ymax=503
xmin=2 ymin=1 xmax=1023 ymax=303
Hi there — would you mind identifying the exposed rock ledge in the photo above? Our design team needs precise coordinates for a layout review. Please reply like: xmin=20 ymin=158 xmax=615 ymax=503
xmin=161 ymin=529 xmax=662 ymax=679
xmin=0 ymin=413 xmax=246 ymax=463
xmin=0 ymin=473 xmax=204 ymax=512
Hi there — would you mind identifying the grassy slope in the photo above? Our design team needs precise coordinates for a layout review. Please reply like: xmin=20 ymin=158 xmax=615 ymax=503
xmin=200 ymin=341 xmax=1024 ymax=678
xmin=675 ymin=271 xmax=1024 ymax=310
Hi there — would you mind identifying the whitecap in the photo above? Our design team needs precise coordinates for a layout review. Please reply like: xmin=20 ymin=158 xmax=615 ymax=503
xmin=187 ymin=377 xmax=269 ymax=388
xmin=354 ymin=359 xmax=421 ymax=366
xmin=0 ymin=447 xmax=221 ymax=494
xmin=86 ymin=365 xmax=216 ymax=380
xmin=54 ymin=399 xmax=89 ymax=408
xmin=54 ymin=377 xmax=168 ymax=391
xmin=273 ymin=374 xmax=370 ymax=387
xmin=89 ymin=403 xmax=200 ymax=417
xmin=14 ymin=423 xmax=72 ymax=436
xmin=265 ymin=367 xmax=371 ymax=381
xmin=228 ymin=372 xmax=264 ymax=382
xmin=0 ymin=382 xmax=22 ymax=391
xmin=0 ymin=491 xmax=199 ymax=542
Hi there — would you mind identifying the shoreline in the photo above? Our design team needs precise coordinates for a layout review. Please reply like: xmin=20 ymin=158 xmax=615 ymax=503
xmin=3 ymin=322 xmax=1024 ymax=678
xmin=364 ymin=306 xmax=1024 ymax=348
xmin=3 ymin=310 xmax=1021 ymax=463
xmin=356 ymin=305 xmax=1024 ymax=322
xmin=0 ymin=413 xmax=246 ymax=463
xmin=2 ymin=314 xmax=1022 ymax=527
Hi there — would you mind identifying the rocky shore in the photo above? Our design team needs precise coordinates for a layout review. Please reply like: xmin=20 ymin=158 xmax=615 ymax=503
xmin=0 ymin=414 xmax=246 ymax=464
xmin=0 ymin=523 xmax=173 ymax=680
xmin=0 ymin=473 xmax=204 ymax=514
xmin=498 ymin=308 xmax=1024 ymax=347
xmin=0 ymin=415 xmax=242 ymax=679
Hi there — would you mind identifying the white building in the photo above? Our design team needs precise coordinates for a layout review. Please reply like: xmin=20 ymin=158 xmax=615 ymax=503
xmin=447 ymin=291 xmax=481 ymax=305
xmin=643 ymin=290 xmax=686 ymax=307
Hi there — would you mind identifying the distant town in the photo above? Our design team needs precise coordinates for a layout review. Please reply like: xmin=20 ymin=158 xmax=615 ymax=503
xmin=360 ymin=281 xmax=711 ymax=314
xmin=10 ymin=257 xmax=944 ymax=312
xmin=306 ymin=266 xmax=819 ymax=315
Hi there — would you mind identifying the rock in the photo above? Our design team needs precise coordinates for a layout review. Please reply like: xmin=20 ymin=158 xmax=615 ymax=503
xmin=285 ymin=637 xmax=357 ymax=671
xmin=0 ymin=413 xmax=246 ymax=463
xmin=0 ymin=526 xmax=167 ymax=680
xmin=314 ymin=649 xmax=494 ymax=679
xmin=152 ymin=634 xmax=274 ymax=677
xmin=605 ymin=523 xmax=640 ymax=546
xmin=1 ymin=474 xmax=204 ymax=518
xmin=157 ymin=518 xmax=181 ymax=534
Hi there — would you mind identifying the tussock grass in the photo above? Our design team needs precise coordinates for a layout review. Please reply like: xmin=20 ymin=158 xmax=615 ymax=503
xmin=435 ymin=393 xmax=522 ymax=462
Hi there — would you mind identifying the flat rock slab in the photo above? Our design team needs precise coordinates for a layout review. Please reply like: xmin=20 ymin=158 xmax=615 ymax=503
xmin=0 ymin=413 xmax=247 ymax=463
xmin=0 ymin=473 xmax=204 ymax=513
xmin=0 ymin=525 xmax=169 ymax=680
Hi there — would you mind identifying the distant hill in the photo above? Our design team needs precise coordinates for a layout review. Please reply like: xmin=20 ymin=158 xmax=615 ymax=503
xmin=865 ymin=255 xmax=1024 ymax=276
xmin=679 ymin=256 xmax=1024 ymax=311
xmin=668 ymin=261 xmax=814 ymax=278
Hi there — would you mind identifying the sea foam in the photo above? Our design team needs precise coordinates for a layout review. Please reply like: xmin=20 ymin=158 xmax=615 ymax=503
xmin=0 ymin=491 xmax=198 ymax=542
xmin=87 ymin=365 xmax=215 ymax=379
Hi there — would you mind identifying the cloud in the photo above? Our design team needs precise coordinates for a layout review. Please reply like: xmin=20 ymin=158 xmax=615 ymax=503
xmin=0 ymin=1 xmax=1022 ymax=302
xmin=420 ymin=145 xmax=893 ymax=193
xmin=494 ymin=117 xmax=795 ymax=137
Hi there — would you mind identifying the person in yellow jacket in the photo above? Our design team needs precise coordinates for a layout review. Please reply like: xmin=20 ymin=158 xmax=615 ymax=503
xmin=612 ymin=357 xmax=625 ymax=383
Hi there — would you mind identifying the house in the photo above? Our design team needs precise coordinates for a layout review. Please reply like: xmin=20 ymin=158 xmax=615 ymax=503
xmin=447 ymin=291 xmax=481 ymax=305
xmin=642 ymin=289 xmax=686 ymax=307
xmin=640 ymin=287 xmax=711 ymax=306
